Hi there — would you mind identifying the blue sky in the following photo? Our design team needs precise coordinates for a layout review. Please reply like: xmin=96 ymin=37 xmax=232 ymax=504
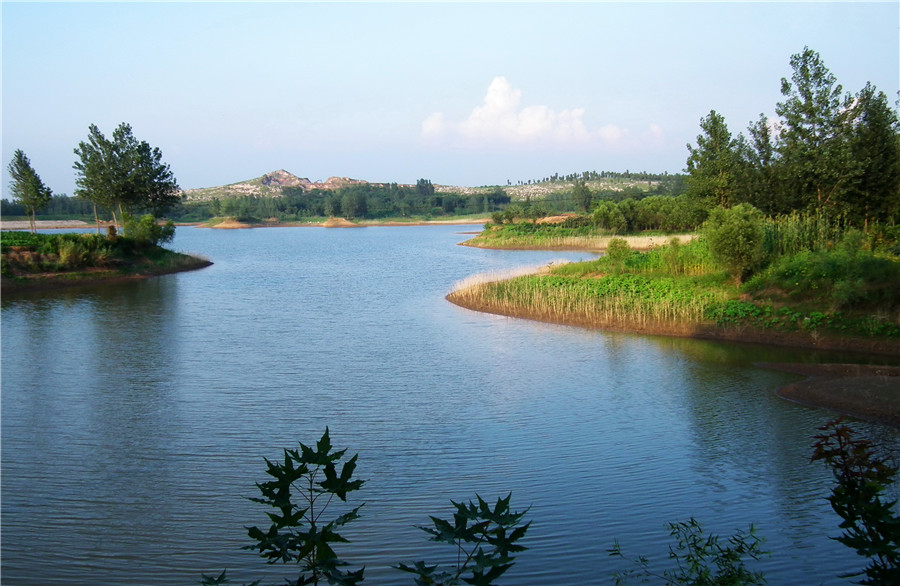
xmin=2 ymin=2 xmax=898 ymax=197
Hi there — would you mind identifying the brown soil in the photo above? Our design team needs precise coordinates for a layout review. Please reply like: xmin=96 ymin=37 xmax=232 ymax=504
xmin=207 ymin=219 xmax=252 ymax=229
xmin=756 ymin=363 xmax=900 ymax=427
xmin=322 ymin=217 xmax=362 ymax=228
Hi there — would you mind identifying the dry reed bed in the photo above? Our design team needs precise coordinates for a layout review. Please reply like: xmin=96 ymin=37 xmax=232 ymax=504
xmin=462 ymin=233 xmax=697 ymax=252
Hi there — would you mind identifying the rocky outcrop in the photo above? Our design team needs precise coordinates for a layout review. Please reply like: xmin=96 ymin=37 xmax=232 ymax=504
xmin=261 ymin=170 xmax=311 ymax=188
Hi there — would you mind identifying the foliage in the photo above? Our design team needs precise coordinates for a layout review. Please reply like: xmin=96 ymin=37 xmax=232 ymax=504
xmin=685 ymin=47 xmax=900 ymax=224
xmin=395 ymin=493 xmax=530 ymax=586
xmin=746 ymin=231 xmax=900 ymax=311
xmin=124 ymin=214 xmax=176 ymax=248
xmin=702 ymin=204 xmax=765 ymax=282
xmin=7 ymin=149 xmax=53 ymax=233
xmin=605 ymin=238 xmax=633 ymax=272
xmin=811 ymin=419 xmax=900 ymax=584
xmin=204 ymin=431 xmax=531 ymax=586
xmin=592 ymin=200 xmax=627 ymax=233
xmin=609 ymin=517 xmax=768 ymax=585
xmin=685 ymin=110 xmax=741 ymax=208
xmin=73 ymin=122 xmax=180 ymax=232
xmin=240 ymin=428 xmax=365 ymax=586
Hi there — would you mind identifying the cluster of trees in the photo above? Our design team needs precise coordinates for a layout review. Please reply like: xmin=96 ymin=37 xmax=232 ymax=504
xmin=170 ymin=183 xmax=513 ymax=222
xmin=514 ymin=169 xmax=674 ymax=186
xmin=6 ymin=123 xmax=180 ymax=235
xmin=592 ymin=194 xmax=708 ymax=233
xmin=686 ymin=47 xmax=900 ymax=225
xmin=73 ymin=123 xmax=180 ymax=233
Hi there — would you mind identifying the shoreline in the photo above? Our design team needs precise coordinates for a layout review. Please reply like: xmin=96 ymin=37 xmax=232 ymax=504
xmin=459 ymin=232 xmax=697 ymax=252
xmin=447 ymin=287 xmax=900 ymax=427
xmin=445 ymin=292 xmax=900 ymax=357
xmin=1 ymin=254 xmax=212 ymax=294
xmin=1 ymin=218 xmax=491 ymax=231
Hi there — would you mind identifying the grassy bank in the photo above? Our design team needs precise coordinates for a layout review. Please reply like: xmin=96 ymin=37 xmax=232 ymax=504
xmin=448 ymin=234 xmax=900 ymax=356
xmin=463 ymin=220 xmax=695 ymax=251
xmin=1 ymin=230 xmax=211 ymax=293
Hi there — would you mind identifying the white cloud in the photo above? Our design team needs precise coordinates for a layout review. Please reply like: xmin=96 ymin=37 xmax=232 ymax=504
xmin=422 ymin=77 xmax=662 ymax=152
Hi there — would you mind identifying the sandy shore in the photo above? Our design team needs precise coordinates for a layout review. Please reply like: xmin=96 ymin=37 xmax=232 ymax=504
xmin=757 ymin=363 xmax=900 ymax=427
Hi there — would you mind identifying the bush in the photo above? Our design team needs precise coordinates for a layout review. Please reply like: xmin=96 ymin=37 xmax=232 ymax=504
xmin=124 ymin=214 xmax=175 ymax=247
xmin=703 ymin=204 xmax=765 ymax=282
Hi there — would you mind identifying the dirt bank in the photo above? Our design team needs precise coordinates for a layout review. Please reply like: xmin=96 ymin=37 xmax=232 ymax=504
xmin=445 ymin=292 xmax=900 ymax=357
xmin=757 ymin=363 xmax=900 ymax=427
xmin=1 ymin=254 xmax=212 ymax=294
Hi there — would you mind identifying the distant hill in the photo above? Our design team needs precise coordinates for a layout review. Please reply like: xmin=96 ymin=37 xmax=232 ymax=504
xmin=181 ymin=170 xmax=379 ymax=201
xmin=181 ymin=169 xmax=670 ymax=202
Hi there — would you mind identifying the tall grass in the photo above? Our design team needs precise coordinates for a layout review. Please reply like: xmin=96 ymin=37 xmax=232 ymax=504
xmin=762 ymin=210 xmax=849 ymax=258
xmin=449 ymin=272 xmax=731 ymax=331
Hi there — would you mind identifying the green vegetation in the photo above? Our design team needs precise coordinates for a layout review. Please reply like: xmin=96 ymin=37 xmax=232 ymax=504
xmin=454 ymin=47 xmax=899 ymax=353
xmin=451 ymin=220 xmax=900 ymax=349
xmin=206 ymin=422 xmax=898 ymax=585
xmin=812 ymin=419 xmax=900 ymax=584
xmin=686 ymin=47 xmax=899 ymax=224
xmin=610 ymin=518 xmax=768 ymax=585
xmin=202 ymin=429 xmax=530 ymax=586
xmin=73 ymin=122 xmax=180 ymax=233
xmin=7 ymin=149 xmax=53 ymax=233
xmin=1 ymin=220 xmax=205 ymax=290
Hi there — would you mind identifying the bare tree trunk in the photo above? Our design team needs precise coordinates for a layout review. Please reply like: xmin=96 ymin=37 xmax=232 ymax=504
xmin=28 ymin=208 xmax=36 ymax=234
xmin=117 ymin=203 xmax=126 ymax=235
xmin=93 ymin=203 xmax=101 ymax=235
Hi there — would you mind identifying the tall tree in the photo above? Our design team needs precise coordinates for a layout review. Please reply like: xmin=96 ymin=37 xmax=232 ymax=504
xmin=73 ymin=123 xmax=179 ymax=234
xmin=845 ymin=83 xmax=900 ymax=226
xmin=685 ymin=110 xmax=741 ymax=208
xmin=737 ymin=114 xmax=785 ymax=215
xmin=571 ymin=178 xmax=593 ymax=212
xmin=7 ymin=150 xmax=52 ymax=233
xmin=775 ymin=47 xmax=855 ymax=214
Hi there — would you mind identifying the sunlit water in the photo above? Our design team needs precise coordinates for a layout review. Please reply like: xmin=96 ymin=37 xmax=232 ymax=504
xmin=2 ymin=225 xmax=896 ymax=584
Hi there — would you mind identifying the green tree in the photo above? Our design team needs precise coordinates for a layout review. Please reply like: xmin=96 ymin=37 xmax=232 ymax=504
xmin=845 ymin=83 xmax=900 ymax=226
xmin=73 ymin=123 xmax=179 ymax=234
xmin=416 ymin=178 xmax=435 ymax=198
xmin=685 ymin=110 xmax=741 ymax=208
xmin=737 ymin=115 xmax=784 ymax=215
xmin=702 ymin=204 xmax=766 ymax=282
xmin=7 ymin=149 xmax=52 ymax=233
xmin=775 ymin=47 xmax=855 ymax=214
xmin=572 ymin=179 xmax=593 ymax=212
xmin=592 ymin=200 xmax=627 ymax=233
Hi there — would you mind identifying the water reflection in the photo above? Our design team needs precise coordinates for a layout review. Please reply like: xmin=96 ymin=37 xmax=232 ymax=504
xmin=3 ymin=226 xmax=898 ymax=585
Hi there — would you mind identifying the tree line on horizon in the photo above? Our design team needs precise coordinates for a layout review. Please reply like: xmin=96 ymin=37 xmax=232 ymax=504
xmin=7 ymin=48 xmax=897 ymax=231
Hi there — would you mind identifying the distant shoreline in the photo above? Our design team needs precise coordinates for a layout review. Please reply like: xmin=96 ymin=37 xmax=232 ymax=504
xmin=1 ymin=218 xmax=491 ymax=231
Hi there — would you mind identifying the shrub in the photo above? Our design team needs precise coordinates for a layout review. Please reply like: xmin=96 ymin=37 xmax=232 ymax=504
xmin=124 ymin=214 xmax=175 ymax=247
xmin=703 ymin=204 xmax=765 ymax=282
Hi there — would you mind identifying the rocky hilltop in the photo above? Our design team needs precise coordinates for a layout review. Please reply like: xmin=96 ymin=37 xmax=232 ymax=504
xmin=181 ymin=170 xmax=380 ymax=201
xmin=182 ymin=170 xmax=661 ymax=202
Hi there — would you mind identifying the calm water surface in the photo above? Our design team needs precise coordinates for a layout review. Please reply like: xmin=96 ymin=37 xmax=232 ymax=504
xmin=2 ymin=225 xmax=896 ymax=584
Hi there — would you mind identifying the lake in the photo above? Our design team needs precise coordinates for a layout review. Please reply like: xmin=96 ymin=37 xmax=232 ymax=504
xmin=2 ymin=225 xmax=896 ymax=584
